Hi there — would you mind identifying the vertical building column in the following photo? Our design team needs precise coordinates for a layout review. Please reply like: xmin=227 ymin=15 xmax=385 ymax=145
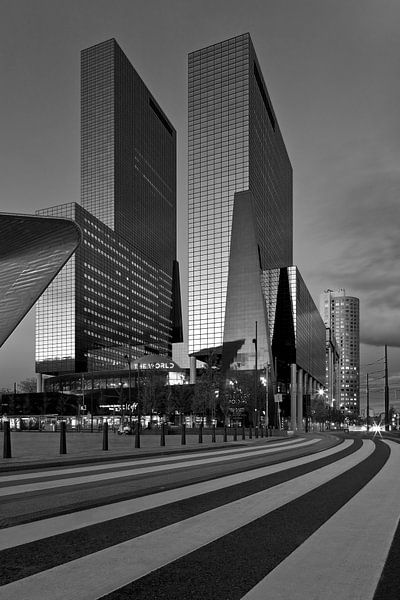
xmin=190 ymin=356 xmax=197 ymax=384
xmin=297 ymin=368 xmax=304 ymax=431
xmin=290 ymin=363 xmax=297 ymax=430
xmin=303 ymin=371 xmax=309 ymax=429
xmin=36 ymin=373 xmax=43 ymax=393
xmin=327 ymin=344 xmax=333 ymax=405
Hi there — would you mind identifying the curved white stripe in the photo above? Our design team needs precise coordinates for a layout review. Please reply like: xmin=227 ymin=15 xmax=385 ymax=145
xmin=242 ymin=440 xmax=400 ymax=600
xmin=0 ymin=441 xmax=374 ymax=600
xmin=0 ymin=438 xmax=321 ymax=497
xmin=0 ymin=437 xmax=308 ymax=482
xmin=0 ymin=440 xmax=353 ymax=550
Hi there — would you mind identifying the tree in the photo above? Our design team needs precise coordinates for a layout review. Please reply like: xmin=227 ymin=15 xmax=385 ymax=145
xmin=167 ymin=385 xmax=194 ymax=423
xmin=226 ymin=372 xmax=255 ymax=426
xmin=310 ymin=396 xmax=329 ymax=423
xmin=139 ymin=372 xmax=168 ymax=421
xmin=192 ymin=369 xmax=218 ymax=424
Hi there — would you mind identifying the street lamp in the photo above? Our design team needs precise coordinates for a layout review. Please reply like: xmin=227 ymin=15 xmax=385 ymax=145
xmin=252 ymin=321 xmax=258 ymax=427
xmin=124 ymin=354 xmax=132 ymax=427
xmin=135 ymin=361 xmax=141 ymax=448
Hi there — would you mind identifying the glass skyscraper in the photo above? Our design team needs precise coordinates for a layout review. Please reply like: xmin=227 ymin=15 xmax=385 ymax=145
xmin=36 ymin=39 xmax=181 ymax=376
xmin=188 ymin=33 xmax=292 ymax=356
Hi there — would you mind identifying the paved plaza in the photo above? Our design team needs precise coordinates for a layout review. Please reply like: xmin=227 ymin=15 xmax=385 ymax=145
xmin=0 ymin=428 xmax=266 ymax=467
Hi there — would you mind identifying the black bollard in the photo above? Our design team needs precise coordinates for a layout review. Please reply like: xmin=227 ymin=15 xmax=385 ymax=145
xmin=255 ymin=426 xmax=259 ymax=439
xmin=102 ymin=421 xmax=109 ymax=451
xmin=181 ymin=423 xmax=186 ymax=445
xmin=249 ymin=426 xmax=253 ymax=439
xmin=135 ymin=421 xmax=141 ymax=449
xmin=199 ymin=422 xmax=203 ymax=443
xmin=3 ymin=421 xmax=11 ymax=459
xmin=242 ymin=425 xmax=246 ymax=440
xmin=160 ymin=422 xmax=166 ymax=447
xmin=223 ymin=425 xmax=228 ymax=442
xmin=59 ymin=421 xmax=67 ymax=455
xmin=212 ymin=424 xmax=216 ymax=443
xmin=234 ymin=425 xmax=238 ymax=441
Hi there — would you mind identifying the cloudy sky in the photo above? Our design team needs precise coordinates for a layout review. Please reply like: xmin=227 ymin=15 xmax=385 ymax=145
xmin=0 ymin=0 xmax=399 ymax=413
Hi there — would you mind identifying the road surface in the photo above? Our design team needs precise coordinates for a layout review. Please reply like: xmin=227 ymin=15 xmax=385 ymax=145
xmin=0 ymin=433 xmax=399 ymax=599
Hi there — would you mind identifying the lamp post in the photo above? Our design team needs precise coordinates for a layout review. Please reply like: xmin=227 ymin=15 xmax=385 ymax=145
xmin=118 ymin=380 xmax=124 ymax=429
xmin=135 ymin=362 xmax=141 ymax=448
xmin=366 ymin=373 xmax=370 ymax=433
xmin=124 ymin=354 xmax=132 ymax=427
xmin=252 ymin=321 xmax=258 ymax=428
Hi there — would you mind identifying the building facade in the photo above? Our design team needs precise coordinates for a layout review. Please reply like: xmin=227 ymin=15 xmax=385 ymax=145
xmin=319 ymin=289 xmax=360 ymax=414
xmin=36 ymin=39 xmax=181 ymax=379
xmin=0 ymin=213 xmax=81 ymax=349
xmin=262 ymin=266 xmax=326 ymax=427
xmin=188 ymin=33 xmax=292 ymax=359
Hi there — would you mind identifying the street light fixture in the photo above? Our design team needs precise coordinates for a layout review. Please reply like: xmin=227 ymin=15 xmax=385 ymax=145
xmin=124 ymin=354 xmax=132 ymax=427
xmin=252 ymin=321 xmax=258 ymax=428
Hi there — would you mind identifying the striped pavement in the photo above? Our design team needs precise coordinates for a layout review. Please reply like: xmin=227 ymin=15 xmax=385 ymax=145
xmin=0 ymin=435 xmax=398 ymax=599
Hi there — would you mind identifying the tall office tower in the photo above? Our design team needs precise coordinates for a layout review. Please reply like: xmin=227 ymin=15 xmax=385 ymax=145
xmin=188 ymin=33 xmax=292 ymax=368
xmin=320 ymin=289 xmax=360 ymax=414
xmin=36 ymin=39 xmax=181 ymax=377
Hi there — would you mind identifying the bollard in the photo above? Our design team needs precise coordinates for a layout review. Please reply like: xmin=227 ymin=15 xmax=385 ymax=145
xmin=135 ymin=421 xmax=141 ymax=449
xmin=249 ymin=426 xmax=252 ymax=439
xmin=234 ymin=425 xmax=238 ymax=441
xmin=102 ymin=421 xmax=109 ymax=451
xmin=242 ymin=425 xmax=246 ymax=440
xmin=3 ymin=421 xmax=11 ymax=459
xmin=160 ymin=422 xmax=166 ymax=447
xmin=181 ymin=423 xmax=186 ymax=445
xmin=199 ymin=422 xmax=203 ymax=443
xmin=59 ymin=421 xmax=67 ymax=454
xmin=255 ymin=426 xmax=259 ymax=439
xmin=223 ymin=425 xmax=228 ymax=442
xmin=212 ymin=424 xmax=216 ymax=443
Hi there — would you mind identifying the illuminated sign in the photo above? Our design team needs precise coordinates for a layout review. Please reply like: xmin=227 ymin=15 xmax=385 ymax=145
xmin=133 ymin=361 xmax=175 ymax=370
xmin=127 ymin=355 xmax=181 ymax=372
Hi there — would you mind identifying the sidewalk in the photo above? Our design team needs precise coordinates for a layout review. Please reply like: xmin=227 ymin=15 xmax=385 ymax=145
xmin=0 ymin=429 xmax=285 ymax=472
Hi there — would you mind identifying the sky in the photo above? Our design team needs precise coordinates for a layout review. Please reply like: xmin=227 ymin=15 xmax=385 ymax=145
xmin=0 ymin=0 xmax=399 ymax=414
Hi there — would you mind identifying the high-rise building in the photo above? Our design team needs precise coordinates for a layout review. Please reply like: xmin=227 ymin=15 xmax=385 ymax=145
xmin=319 ymin=289 xmax=360 ymax=413
xmin=36 ymin=39 xmax=182 ymax=378
xmin=188 ymin=33 xmax=292 ymax=361
xmin=187 ymin=34 xmax=326 ymax=430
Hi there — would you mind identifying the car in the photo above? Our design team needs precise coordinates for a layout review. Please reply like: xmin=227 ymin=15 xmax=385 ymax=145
xmin=117 ymin=425 xmax=133 ymax=435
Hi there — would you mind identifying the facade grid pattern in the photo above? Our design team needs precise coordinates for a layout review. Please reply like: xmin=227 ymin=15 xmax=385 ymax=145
xmin=188 ymin=33 xmax=293 ymax=355
xmin=36 ymin=203 xmax=172 ymax=374
xmin=36 ymin=39 xmax=179 ymax=377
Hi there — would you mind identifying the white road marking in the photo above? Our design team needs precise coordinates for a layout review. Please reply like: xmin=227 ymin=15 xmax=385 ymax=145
xmin=242 ymin=440 xmax=399 ymax=600
xmin=0 ymin=438 xmax=320 ymax=497
xmin=0 ymin=441 xmax=374 ymax=600
xmin=0 ymin=440 xmax=353 ymax=550
xmin=0 ymin=437 xmax=307 ymax=482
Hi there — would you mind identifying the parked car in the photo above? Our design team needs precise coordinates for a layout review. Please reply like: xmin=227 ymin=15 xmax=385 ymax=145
xmin=117 ymin=424 xmax=133 ymax=435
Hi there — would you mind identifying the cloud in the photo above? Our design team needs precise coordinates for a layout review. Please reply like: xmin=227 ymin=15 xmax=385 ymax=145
xmin=296 ymin=138 xmax=400 ymax=348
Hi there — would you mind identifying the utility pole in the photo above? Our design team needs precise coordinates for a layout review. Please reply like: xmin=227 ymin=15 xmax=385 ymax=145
xmin=366 ymin=373 xmax=369 ymax=434
xmin=252 ymin=321 xmax=258 ymax=427
xmin=385 ymin=345 xmax=389 ymax=431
